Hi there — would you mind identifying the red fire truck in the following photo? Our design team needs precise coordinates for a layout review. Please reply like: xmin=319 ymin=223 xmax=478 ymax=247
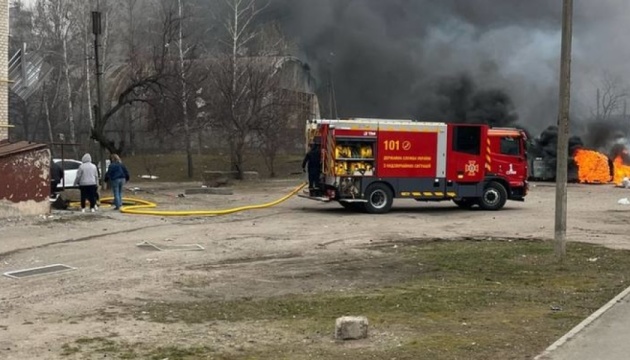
xmin=300 ymin=118 xmax=528 ymax=213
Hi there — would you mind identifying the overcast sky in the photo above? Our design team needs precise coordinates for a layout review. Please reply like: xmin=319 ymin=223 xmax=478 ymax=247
xmin=269 ymin=0 xmax=630 ymax=134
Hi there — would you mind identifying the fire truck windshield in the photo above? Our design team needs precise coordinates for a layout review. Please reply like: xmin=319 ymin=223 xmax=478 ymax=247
xmin=500 ymin=137 xmax=521 ymax=156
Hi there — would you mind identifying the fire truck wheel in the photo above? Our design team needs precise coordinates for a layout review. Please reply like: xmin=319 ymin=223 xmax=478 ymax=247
xmin=365 ymin=183 xmax=393 ymax=214
xmin=480 ymin=181 xmax=508 ymax=211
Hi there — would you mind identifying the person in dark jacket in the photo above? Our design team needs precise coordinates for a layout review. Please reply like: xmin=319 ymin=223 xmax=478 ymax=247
xmin=50 ymin=160 xmax=64 ymax=195
xmin=302 ymin=143 xmax=322 ymax=195
xmin=104 ymin=154 xmax=130 ymax=211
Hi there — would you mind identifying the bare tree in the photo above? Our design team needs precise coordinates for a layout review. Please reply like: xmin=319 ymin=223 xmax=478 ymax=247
xmin=10 ymin=0 xmax=304 ymax=173
xmin=251 ymin=26 xmax=305 ymax=177
xmin=593 ymin=71 xmax=629 ymax=121
xmin=255 ymin=89 xmax=291 ymax=177
xmin=120 ymin=0 xmax=139 ymax=154
xmin=59 ymin=0 xmax=77 ymax=148
xmin=207 ymin=0 xmax=273 ymax=178
xmin=42 ymin=81 xmax=60 ymax=144
xmin=90 ymin=0 xmax=179 ymax=154
xmin=31 ymin=0 xmax=81 ymax=150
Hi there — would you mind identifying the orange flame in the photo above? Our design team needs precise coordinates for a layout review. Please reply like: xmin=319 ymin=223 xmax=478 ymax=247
xmin=573 ymin=149 xmax=611 ymax=184
xmin=613 ymin=156 xmax=630 ymax=186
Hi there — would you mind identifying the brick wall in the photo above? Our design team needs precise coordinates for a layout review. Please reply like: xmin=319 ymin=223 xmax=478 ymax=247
xmin=0 ymin=0 xmax=7 ymax=141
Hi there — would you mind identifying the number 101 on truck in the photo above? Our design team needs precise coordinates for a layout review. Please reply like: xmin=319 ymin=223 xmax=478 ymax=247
xmin=299 ymin=118 xmax=529 ymax=214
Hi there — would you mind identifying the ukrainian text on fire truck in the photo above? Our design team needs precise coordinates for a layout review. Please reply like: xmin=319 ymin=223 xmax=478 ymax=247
xmin=383 ymin=155 xmax=432 ymax=169
xmin=381 ymin=140 xmax=434 ymax=169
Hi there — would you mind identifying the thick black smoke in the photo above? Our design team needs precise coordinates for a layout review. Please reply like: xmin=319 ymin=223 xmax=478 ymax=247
xmin=419 ymin=74 xmax=519 ymax=128
xmin=582 ymin=119 xmax=628 ymax=151
xmin=532 ymin=126 xmax=584 ymax=157
xmin=529 ymin=126 xmax=583 ymax=180
xmin=267 ymin=0 xmax=630 ymax=134
xmin=609 ymin=143 xmax=630 ymax=165
xmin=266 ymin=0 xmax=555 ymax=122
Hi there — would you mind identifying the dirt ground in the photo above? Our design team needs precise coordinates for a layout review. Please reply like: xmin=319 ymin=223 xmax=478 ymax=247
xmin=1 ymin=179 xmax=629 ymax=359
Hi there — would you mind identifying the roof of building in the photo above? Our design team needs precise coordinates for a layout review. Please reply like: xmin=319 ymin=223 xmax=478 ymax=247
xmin=0 ymin=140 xmax=48 ymax=159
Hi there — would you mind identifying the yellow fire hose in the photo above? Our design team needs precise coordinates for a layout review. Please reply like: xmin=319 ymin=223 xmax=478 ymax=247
xmin=71 ymin=183 xmax=307 ymax=217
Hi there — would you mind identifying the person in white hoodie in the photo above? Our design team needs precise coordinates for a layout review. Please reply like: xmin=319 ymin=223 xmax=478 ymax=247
xmin=74 ymin=153 xmax=100 ymax=212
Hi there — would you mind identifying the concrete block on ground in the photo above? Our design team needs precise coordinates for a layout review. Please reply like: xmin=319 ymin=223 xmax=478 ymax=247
xmin=185 ymin=188 xmax=234 ymax=195
xmin=335 ymin=316 xmax=368 ymax=340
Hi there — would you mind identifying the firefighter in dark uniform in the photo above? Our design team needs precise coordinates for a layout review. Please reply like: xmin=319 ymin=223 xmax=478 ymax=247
xmin=302 ymin=143 xmax=322 ymax=196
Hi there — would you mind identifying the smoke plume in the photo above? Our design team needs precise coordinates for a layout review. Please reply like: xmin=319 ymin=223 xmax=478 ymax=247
xmin=529 ymin=126 xmax=583 ymax=179
xmin=269 ymin=0 xmax=630 ymax=135
xmin=582 ymin=120 xmax=628 ymax=151
xmin=418 ymin=74 xmax=519 ymax=128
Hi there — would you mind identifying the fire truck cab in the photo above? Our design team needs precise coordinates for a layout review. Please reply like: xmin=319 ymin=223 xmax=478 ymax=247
xmin=301 ymin=118 xmax=528 ymax=214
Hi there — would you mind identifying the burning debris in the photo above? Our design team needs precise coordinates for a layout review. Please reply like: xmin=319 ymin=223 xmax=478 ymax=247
xmin=573 ymin=148 xmax=611 ymax=184
xmin=528 ymin=127 xmax=630 ymax=187
xmin=613 ymin=158 xmax=630 ymax=187
xmin=610 ymin=144 xmax=630 ymax=187
xmin=573 ymin=143 xmax=630 ymax=187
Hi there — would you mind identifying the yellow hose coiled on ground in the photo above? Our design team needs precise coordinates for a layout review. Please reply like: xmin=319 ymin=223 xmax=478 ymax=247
xmin=72 ymin=183 xmax=307 ymax=217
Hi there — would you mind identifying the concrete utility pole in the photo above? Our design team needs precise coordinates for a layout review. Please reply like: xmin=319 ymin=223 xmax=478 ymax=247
xmin=554 ymin=0 xmax=574 ymax=259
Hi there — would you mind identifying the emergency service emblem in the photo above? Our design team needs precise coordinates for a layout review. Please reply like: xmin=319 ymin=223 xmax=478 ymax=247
xmin=465 ymin=160 xmax=480 ymax=176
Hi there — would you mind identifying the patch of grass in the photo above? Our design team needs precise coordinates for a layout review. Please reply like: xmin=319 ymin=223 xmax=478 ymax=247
xmin=66 ymin=336 xmax=137 ymax=359
xmin=75 ymin=337 xmax=102 ymax=345
xmin=139 ymin=239 xmax=630 ymax=359
xmin=60 ymin=343 xmax=80 ymax=356
xmin=66 ymin=337 xmax=213 ymax=359
xmin=147 ymin=346 xmax=215 ymax=360
xmin=75 ymin=337 xmax=118 ymax=351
